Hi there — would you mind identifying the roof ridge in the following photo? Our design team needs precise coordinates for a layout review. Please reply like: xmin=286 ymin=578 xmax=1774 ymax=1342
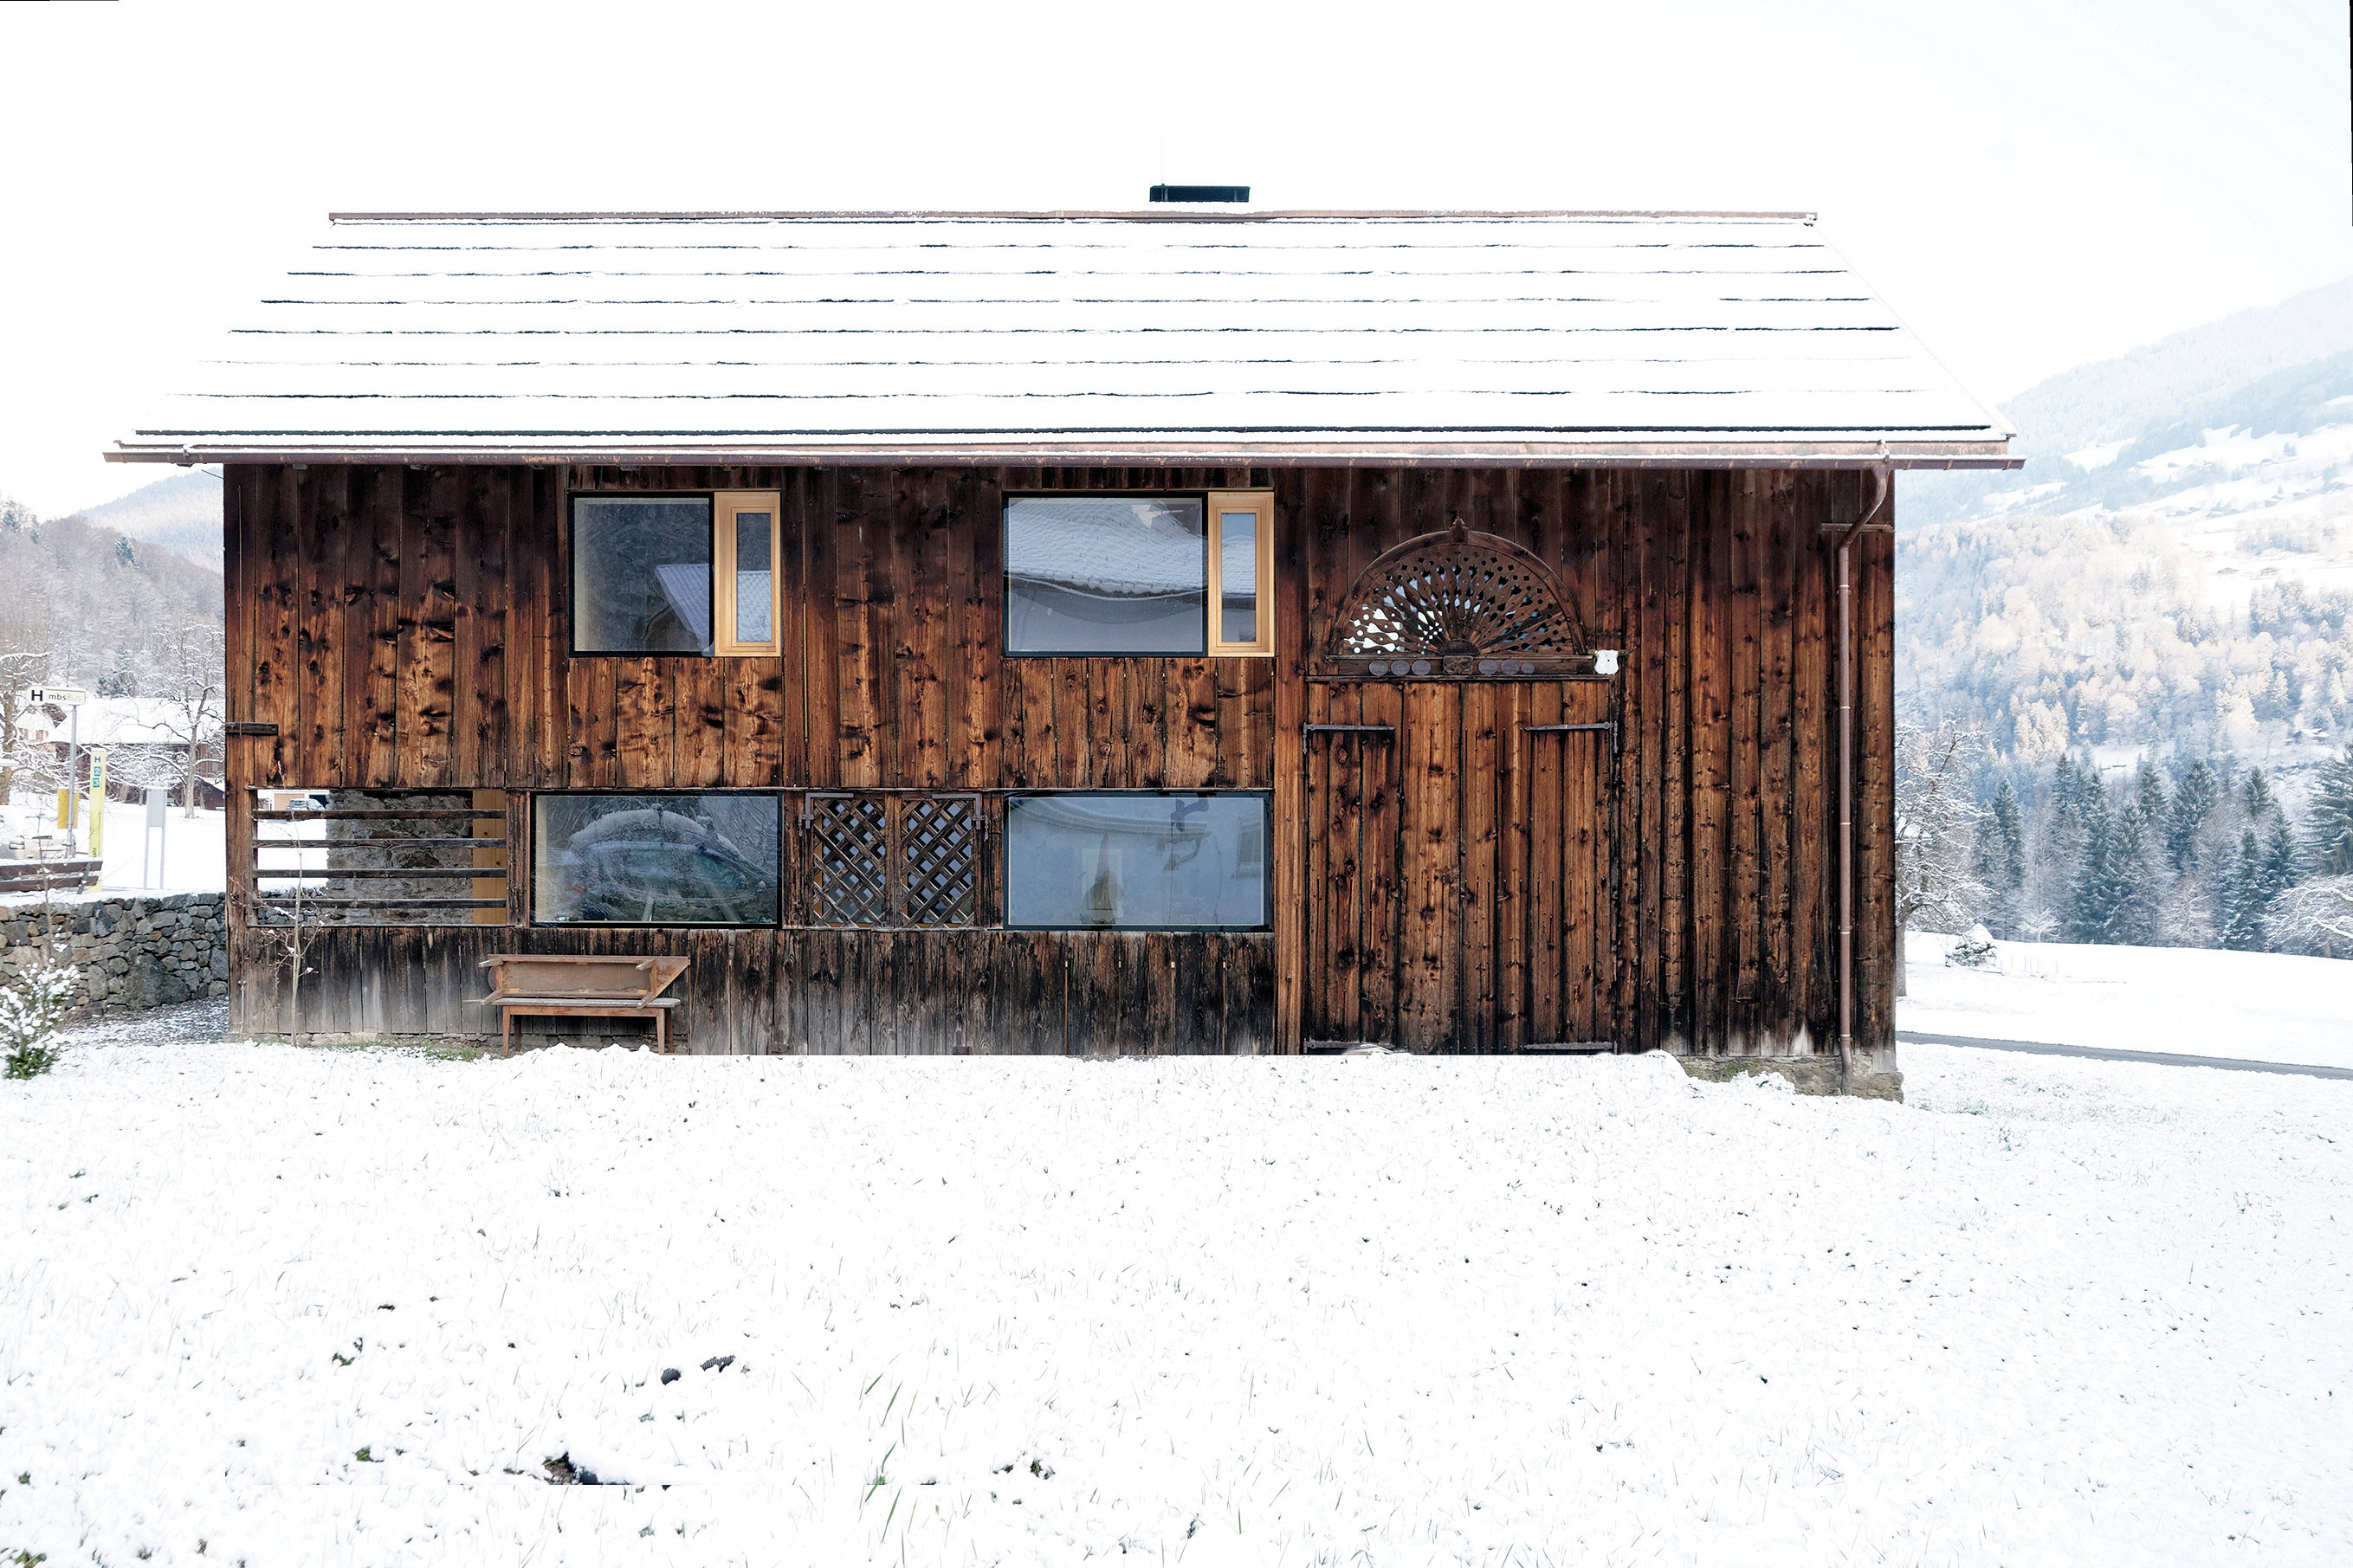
xmin=326 ymin=209 xmax=1819 ymax=224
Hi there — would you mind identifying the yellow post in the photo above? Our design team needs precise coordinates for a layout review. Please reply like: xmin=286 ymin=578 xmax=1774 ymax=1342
xmin=56 ymin=790 xmax=69 ymax=829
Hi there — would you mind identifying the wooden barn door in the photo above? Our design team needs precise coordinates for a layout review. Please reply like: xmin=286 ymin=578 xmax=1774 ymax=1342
xmin=1303 ymin=681 xmax=1613 ymax=1051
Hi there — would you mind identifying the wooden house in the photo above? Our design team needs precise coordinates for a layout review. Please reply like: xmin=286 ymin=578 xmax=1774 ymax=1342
xmin=110 ymin=207 xmax=2014 ymax=1094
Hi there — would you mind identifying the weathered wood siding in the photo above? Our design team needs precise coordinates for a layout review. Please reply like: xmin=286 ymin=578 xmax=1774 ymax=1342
xmin=223 ymin=462 xmax=1894 ymax=1056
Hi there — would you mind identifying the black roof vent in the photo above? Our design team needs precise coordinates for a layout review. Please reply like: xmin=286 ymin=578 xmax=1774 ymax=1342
xmin=1149 ymin=184 xmax=1250 ymax=203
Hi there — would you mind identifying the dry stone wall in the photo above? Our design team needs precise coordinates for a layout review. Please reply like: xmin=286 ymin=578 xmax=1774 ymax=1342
xmin=0 ymin=891 xmax=228 ymax=1014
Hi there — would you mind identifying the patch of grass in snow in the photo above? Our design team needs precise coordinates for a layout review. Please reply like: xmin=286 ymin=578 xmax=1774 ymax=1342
xmin=302 ymin=1036 xmax=486 ymax=1061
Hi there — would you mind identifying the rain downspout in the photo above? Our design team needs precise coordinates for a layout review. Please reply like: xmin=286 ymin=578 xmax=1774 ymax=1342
xmin=1834 ymin=466 xmax=1892 ymax=1094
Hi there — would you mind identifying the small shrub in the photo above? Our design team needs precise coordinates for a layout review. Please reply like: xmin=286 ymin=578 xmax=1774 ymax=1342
xmin=1 ymin=962 xmax=79 ymax=1080
xmin=1944 ymin=925 xmax=2000 ymax=970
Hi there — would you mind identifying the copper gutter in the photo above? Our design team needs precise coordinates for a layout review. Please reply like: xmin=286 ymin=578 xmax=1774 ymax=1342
xmin=1833 ymin=466 xmax=1891 ymax=1092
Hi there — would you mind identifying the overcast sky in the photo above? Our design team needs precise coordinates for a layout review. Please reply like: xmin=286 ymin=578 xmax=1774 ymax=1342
xmin=2 ymin=0 xmax=2347 ymax=518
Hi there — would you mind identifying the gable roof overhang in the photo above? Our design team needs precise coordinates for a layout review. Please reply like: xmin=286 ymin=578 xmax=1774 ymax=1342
xmin=109 ymin=210 xmax=2019 ymax=471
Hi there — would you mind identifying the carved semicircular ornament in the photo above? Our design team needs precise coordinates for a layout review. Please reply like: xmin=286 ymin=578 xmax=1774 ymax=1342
xmin=1323 ymin=519 xmax=1593 ymax=674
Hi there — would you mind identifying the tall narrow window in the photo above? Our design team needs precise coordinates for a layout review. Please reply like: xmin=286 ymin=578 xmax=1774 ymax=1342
xmin=1207 ymin=491 xmax=1275 ymax=655
xmin=714 ymin=491 xmax=782 ymax=656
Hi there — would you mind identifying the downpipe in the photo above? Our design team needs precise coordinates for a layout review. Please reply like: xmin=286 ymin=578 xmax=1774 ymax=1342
xmin=1835 ymin=467 xmax=1891 ymax=1094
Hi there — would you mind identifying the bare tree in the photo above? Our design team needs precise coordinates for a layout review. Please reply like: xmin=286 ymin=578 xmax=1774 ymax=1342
xmin=139 ymin=620 xmax=225 ymax=817
xmin=1895 ymin=719 xmax=1989 ymax=995
xmin=2266 ymin=875 xmax=2353 ymax=959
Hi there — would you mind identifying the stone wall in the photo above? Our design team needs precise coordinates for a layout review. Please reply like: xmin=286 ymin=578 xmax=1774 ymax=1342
xmin=0 ymin=891 xmax=229 ymax=1014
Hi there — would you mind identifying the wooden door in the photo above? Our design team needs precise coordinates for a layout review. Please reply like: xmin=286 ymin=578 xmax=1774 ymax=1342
xmin=1303 ymin=681 xmax=1613 ymax=1051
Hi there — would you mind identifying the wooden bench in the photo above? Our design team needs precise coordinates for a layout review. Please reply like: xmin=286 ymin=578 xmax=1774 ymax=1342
xmin=0 ymin=856 xmax=102 ymax=895
xmin=478 ymin=954 xmax=690 ymax=1055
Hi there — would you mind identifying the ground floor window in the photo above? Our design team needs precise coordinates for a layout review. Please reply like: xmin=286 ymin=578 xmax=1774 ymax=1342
xmin=531 ymin=792 xmax=782 ymax=926
xmin=1003 ymin=792 xmax=1268 ymax=930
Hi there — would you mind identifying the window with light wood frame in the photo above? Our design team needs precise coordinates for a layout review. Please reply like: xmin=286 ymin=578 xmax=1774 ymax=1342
xmin=713 ymin=491 xmax=782 ymax=657
xmin=1207 ymin=490 xmax=1275 ymax=656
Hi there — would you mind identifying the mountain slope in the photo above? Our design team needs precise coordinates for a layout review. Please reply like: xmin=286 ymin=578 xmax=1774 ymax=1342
xmin=74 ymin=468 xmax=223 ymax=565
xmin=1904 ymin=274 xmax=2353 ymax=526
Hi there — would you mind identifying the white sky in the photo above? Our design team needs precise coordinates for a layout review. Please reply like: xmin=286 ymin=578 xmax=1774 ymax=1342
xmin=2 ymin=0 xmax=2348 ymax=518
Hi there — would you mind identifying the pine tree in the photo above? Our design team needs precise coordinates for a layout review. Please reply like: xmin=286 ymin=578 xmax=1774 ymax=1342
xmin=2069 ymin=788 xmax=2118 ymax=943
xmin=2136 ymin=763 xmax=2168 ymax=828
xmin=2166 ymin=758 xmax=2220 ymax=874
xmin=2218 ymin=829 xmax=2272 ymax=951
xmin=1972 ymin=777 xmax=2027 ymax=935
xmin=2051 ymin=753 xmax=2085 ymax=813
xmin=2243 ymin=766 xmax=2281 ymax=825
xmin=2308 ymin=745 xmax=2353 ymax=876
xmin=2107 ymin=806 xmax=2162 ymax=945
xmin=2262 ymin=817 xmax=2302 ymax=903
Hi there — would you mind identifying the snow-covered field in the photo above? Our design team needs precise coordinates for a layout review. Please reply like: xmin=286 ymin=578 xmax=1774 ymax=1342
xmin=1903 ymin=932 xmax=2353 ymax=1070
xmin=5 ymin=1025 xmax=2350 ymax=1565
xmin=0 ymin=800 xmax=225 ymax=894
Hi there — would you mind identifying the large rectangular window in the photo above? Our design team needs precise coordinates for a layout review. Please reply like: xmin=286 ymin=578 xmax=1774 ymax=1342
xmin=1003 ymin=792 xmax=1269 ymax=929
xmin=532 ymin=793 xmax=782 ymax=926
xmin=1005 ymin=496 xmax=1206 ymax=655
xmin=572 ymin=492 xmax=781 ymax=657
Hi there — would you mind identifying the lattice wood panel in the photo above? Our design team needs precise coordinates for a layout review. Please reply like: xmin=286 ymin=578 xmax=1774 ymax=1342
xmin=801 ymin=792 xmax=985 ymax=929
xmin=806 ymin=794 xmax=890 ymax=926
xmin=898 ymin=796 xmax=980 ymax=927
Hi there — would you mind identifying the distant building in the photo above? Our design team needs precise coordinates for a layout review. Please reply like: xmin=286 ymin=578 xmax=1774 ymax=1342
xmin=15 ymin=697 xmax=224 ymax=809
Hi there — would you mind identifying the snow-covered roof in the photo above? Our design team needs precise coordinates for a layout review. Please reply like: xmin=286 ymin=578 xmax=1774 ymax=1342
xmin=109 ymin=210 xmax=2015 ymax=469
xmin=14 ymin=697 xmax=201 ymax=747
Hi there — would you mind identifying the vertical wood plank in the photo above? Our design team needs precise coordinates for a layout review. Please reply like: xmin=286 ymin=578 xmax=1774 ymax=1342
xmin=412 ymin=468 xmax=460 ymax=786
xmin=1355 ymin=679 xmax=1401 ymax=1049
xmin=1525 ymin=682 xmax=1563 ymax=1045
xmin=801 ymin=470 xmax=842 ymax=788
xmin=1761 ymin=473 xmax=1799 ymax=1043
xmin=253 ymin=466 xmax=299 ymax=790
xmin=1728 ymin=474 xmax=1763 ymax=1045
xmin=902 ymin=467 xmax=950 ymax=789
xmin=1856 ymin=521 xmax=1898 ymax=1055
xmin=1397 ymin=682 xmax=1458 ymax=1050
xmin=1792 ymin=479 xmax=1833 ymax=1046
xmin=1689 ymin=474 xmax=1729 ymax=1053
xmin=948 ymin=468 xmax=999 ymax=790
xmin=1458 ymin=677 xmax=1498 ymax=1052
xmin=297 ymin=468 xmax=349 ymax=786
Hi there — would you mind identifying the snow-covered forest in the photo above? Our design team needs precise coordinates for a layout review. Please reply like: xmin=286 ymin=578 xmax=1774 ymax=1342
xmin=0 ymin=489 xmax=226 ymax=809
xmin=1897 ymin=719 xmax=2353 ymax=962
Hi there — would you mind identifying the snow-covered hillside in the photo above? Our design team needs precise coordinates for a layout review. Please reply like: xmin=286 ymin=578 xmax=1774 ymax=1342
xmin=71 ymin=468 xmax=223 ymax=567
xmin=1896 ymin=274 xmax=2353 ymax=788
xmin=3 ymin=1030 xmax=2348 ymax=1565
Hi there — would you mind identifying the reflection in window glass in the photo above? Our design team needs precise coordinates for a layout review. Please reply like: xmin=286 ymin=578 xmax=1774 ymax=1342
xmin=1005 ymin=497 xmax=1206 ymax=654
xmin=573 ymin=498 xmax=714 ymax=655
xmin=533 ymin=793 xmax=780 ymax=925
xmin=1219 ymin=509 xmax=1258 ymax=643
xmin=734 ymin=511 xmax=773 ymax=645
xmin=1005 ymin=793 xmax=1267 ymax=928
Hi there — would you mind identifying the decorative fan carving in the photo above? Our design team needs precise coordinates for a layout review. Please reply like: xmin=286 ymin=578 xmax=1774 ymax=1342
xmin=1323 ymin=521 xmax=1590 ymax=676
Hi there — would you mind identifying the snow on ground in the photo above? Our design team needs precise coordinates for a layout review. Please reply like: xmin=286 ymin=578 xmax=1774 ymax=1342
xmin=0 ymin=799 xmax=225 ymax=894
xmin=5 ymin=1031 xmax=2350 ymax=1565
xmin=92 ymin=804 xmax=224 ymax=894
xmin=1903 ymin=932 xmax=2353 ymax=1070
